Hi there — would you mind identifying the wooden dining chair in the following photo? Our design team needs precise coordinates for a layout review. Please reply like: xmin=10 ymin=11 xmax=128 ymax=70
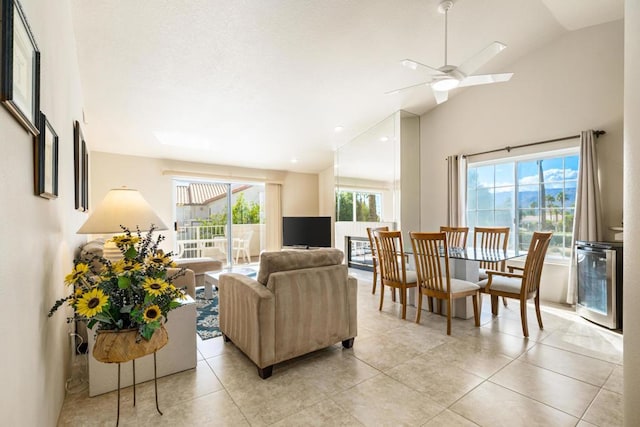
xmin=366 ymin=226 xmax=389 ymax=295
xmin=478 ymin=231 xmax=552 ymax=337
xmin=473 ymin=226 xmax=510 ymax=307
xmin=410 ymin=232 xmax=480 ymax=335
xmin=440 ymin=226 xmax=469 ymax=248
xmin=377 ymin=230 xmax=417 ymax=319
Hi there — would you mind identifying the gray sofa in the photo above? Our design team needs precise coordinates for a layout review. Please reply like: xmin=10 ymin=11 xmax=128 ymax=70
xmin=218 ymin=249 xmax=358 ymax=379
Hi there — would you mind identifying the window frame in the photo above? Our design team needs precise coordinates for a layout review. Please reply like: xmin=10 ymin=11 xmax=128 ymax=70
xmin=465 ymin=147 xmax=579 ymax=260
xmin=335 ymin=188 xmax=383 ymax=222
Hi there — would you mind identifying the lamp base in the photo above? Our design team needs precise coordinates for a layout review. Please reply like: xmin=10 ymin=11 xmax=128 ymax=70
xmin=103 ymin=240 xmax=124 ymax=262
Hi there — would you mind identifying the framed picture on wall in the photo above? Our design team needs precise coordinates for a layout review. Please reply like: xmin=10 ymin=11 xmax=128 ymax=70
xmin=74 ymin=120 xmax=88 ymax=211
xmin=35 ymin=112 xmax=58 ymax=199
xmin=0 ymin=0 xmax=40 ymax=135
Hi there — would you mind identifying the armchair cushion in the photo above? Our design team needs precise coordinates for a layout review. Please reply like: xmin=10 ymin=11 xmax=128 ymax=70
xmin=256 ymin=248 xmax=344 ymax=285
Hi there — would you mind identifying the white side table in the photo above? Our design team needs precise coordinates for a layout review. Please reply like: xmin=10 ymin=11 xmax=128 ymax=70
xmin=87 ymin=296 xmax=197 ymax=396
xmin=204 ymin=267 xmax=258 ymax=299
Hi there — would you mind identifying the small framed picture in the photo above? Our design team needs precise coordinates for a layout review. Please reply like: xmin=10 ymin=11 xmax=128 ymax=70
xmin=0 ymin=0 xmax=40 ymax=135
xmin=35 ymin=112 xmax=58 ymax=199
xmin=74 ymin=120 xmax=89 ymax=211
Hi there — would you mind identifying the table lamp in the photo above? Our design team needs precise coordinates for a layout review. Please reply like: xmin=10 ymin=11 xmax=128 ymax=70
xmin=77 ymin=187 xmax=168 ymax=261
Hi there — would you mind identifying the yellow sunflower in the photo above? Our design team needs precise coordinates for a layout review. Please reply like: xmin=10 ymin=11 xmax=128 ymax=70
xmin=75 ymin=288 xmax=109 ymax=318
xmin=112 ymin=260 xmax=143 ymax=275
xmin=64 ymin=263 xmax=90 ymax=285
xmin=143 ymin=277 xmax=169 ymax=296
xmin=110 ymin=235 xmax=140 ymax=247
xmin=143 ymin=305 xmax=162 ymax=323
xmin=69 ymin=288 xmax=83 ymax=304
xmin=167 ymin=284 xmax=188 ymax=300
xmin=146 ymin=251 xmax=175 ymax=268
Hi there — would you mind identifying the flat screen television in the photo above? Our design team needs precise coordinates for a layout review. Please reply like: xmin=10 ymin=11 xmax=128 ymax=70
xmin=282 ymin=216 xmax=332 ymax=248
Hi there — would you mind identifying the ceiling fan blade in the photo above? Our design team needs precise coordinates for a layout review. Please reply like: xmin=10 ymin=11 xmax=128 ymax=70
xmin=400 ymin=59 xmax=444 ymax=74
xmin=457 ymin=41 xmax=507 ymax=76
xmin=385 ymin=80 xmax=431 ymax=95
xmin=432 ymin=89 xmax=449 ymax=104
xmin=458 ymin=73 xmax=513 ymax=87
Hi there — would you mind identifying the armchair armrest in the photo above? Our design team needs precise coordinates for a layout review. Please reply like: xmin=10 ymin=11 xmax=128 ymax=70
xmin=508 ymin=265 xmax=525 ymax=273
xmin=218 ymin=273 xmax=276 ymax=368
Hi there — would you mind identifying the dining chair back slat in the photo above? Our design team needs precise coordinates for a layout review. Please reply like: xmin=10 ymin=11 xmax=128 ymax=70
xmin=366 ymin=226 xmax=389 ymax=295
xmin=377 ymin=230 xmax=417 ymax=319
xmin=410 ymin=231 xmax=481 ymax=335
xmin=440 ymin=226 xmax=469 ymax=248
xmin=522 ymin=232 xmax=552 ymax=296
xmin=473 ymin=226 xmax=510 ymax=272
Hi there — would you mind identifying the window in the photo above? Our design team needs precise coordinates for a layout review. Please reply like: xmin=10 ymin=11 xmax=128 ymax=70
xmin=466 ymin=152 xmax=578 ymax=258
xmin=336 ymin=190 xmax=381 ymax=222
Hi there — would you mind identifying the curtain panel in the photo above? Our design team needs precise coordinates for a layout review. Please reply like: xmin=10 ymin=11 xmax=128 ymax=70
xmin=566 ymin=130 xmax=603 ymax=304
xmin=447 ymin=155 xmax=467 ymax=227
xmin=265 ymin=183 xmax=282 ymax=251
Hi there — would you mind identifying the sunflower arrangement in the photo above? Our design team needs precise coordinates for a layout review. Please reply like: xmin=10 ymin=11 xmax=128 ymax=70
xmin=49 ymin=226 xmax=187 ymax=341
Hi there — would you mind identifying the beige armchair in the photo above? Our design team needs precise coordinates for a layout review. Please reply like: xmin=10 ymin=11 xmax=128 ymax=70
xmin=218 ymin=248 xmax=358 ymax=379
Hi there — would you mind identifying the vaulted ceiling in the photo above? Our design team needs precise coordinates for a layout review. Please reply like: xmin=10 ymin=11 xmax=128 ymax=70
xmin=70 ymin=0 xmax=623 ymax=174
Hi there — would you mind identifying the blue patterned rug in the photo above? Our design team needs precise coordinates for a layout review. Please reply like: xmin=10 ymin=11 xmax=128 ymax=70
xmin=195 ymin=288 xmax=222 ymax=340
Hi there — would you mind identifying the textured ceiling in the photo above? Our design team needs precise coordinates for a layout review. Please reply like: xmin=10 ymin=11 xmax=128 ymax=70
xmin=70 ymin=0 xmax=623 ymax=174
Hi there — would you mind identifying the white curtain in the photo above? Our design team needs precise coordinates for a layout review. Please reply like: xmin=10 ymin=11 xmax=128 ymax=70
xmin=567 ymin=130 xmax=603 ymax=304
xmin=447 ymin=155 xmax=467 ymax=226
xmin=265 ymin=183 xmax=282 ymax=251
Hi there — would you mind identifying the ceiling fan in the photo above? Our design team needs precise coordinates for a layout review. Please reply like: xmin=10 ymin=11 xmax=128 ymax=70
xmin=387 ymin=0 xmax=513 ymax=104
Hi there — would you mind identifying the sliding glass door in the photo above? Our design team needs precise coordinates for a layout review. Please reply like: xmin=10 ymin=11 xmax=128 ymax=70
xmin=174 ymin=179 xmax=265 ymax=267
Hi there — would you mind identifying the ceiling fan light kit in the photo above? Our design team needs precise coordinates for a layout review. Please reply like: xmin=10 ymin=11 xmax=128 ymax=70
xmin=431 ymin=77 xmax=459 ymax=91
xmin=389 ymin=0 xmax=513 ymax=104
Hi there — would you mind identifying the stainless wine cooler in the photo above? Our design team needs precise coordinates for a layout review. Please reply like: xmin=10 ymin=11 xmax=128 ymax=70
xmin=575 ymin=241 xmax=623 ymax=330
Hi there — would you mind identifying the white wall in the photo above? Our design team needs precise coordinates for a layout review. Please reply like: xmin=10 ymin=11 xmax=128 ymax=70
xmin=90 ymin=152 xmax=319 ymax=252
xmin=624 ymin=1 xmax=640 ymax=424
xmin=0 ymin=0 xmax=86 ymax=425
xmin=281 ymin=172 xmax=319 ymax=216
xmin=420 ymin=20 xmax=623 ymax=303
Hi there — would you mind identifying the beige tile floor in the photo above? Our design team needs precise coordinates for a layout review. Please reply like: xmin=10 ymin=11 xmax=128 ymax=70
xmin=57 ymin=269 xmax=623 ymax=426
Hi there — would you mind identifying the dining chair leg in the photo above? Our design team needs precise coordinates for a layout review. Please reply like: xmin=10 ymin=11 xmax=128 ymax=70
xmin=436 ymin=299 xmax=442 ymax=314
xmin=416 ymin=292 xmax=423 ymax=323
xmin=427 ymin=297 xmax=433 ymax=312
xmin=520 ymin=299 xmax=529 ymax=337
xmin=472 ymin=294 xmax=480 ymax=327
xmin=502 ymin=297 xmax=508 ymax=307
xmin=491 ymin=295 xmax=499 ymax=316
xmin=446 ymin=298 xmax=452 ymax=335
xmin=401 ymin=289 xmax=407 ymax=319
xmin=391 ymin=288 xmax=396 ymax=302
xmin=534 ymin=295 xmax=544 ymax=329
xmin=372 ymin=266 xmax=377 ymax=294
xmin=379 ymin=284 xmax=385 ymax=311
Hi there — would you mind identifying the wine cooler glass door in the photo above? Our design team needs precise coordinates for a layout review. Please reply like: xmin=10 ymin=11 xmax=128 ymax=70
xmin=576 ymin=247 xmax=616 ymax=328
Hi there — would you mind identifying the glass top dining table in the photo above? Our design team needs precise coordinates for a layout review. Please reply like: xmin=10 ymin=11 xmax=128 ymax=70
xmin=404 ymin=247 xmax=522 ymax=319
xmin=442 ymin=247 xmax=520 ymax=262
xmin=404 ymin=246 xmax=520 ymax=262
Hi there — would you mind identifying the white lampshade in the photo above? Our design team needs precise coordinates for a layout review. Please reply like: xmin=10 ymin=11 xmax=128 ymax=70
xmin=77 ymin=187 xmax=167 ymax=234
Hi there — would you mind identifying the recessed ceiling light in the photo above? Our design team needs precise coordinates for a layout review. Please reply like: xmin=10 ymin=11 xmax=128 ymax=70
xmin=290 ymin=158 xmax=298 ymax=163
xmin=380 ymin=136 xmax=389 ymax=142
xmin=334 ymin=126 xmax=344 ymax=133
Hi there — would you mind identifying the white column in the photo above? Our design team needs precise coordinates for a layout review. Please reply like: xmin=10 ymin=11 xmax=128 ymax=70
xmin=624 ymin=2 xmax=640 ymax=425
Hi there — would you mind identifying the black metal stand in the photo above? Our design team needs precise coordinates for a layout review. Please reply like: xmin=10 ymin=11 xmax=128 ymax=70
xmin=114 ymin=352 xmax=162 ymax=426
